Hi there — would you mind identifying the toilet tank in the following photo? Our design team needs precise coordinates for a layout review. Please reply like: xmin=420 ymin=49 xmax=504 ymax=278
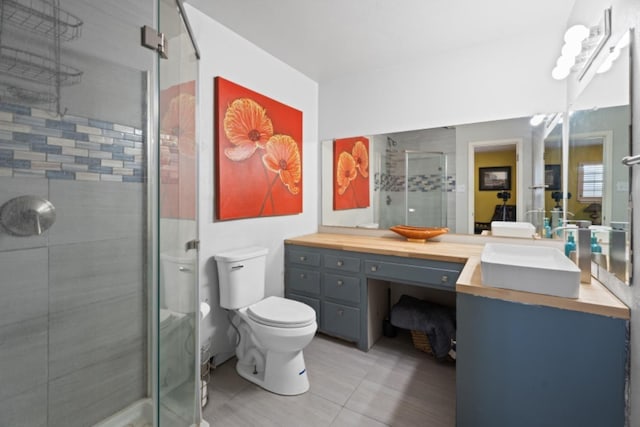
xmin=215 ymin=246 xmax=268 ymax=309
xmin=160 ymin=251 xmax=196 ymax=313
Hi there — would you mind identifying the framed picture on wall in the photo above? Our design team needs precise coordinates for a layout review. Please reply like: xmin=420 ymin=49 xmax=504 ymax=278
xmin=545 ymin=164 xmax=561 ymax=191
xmin=479 ymin=166 xmax=511 ymax=191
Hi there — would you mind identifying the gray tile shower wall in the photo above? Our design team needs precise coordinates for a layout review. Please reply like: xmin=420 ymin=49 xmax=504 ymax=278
xmin=0 ymin=104 xmax=147 ymax=426
xmin=0 ymin=102 xmax=144 ymax=183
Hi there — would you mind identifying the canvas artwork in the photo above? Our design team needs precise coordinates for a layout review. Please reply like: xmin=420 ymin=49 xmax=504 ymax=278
xmin=333 ymin=136 xmax=370 ymax=210
xmin=215 ymin=77 xmax=303 ymax=220
xmin=159 ymin=80 xmax=196 ymax=219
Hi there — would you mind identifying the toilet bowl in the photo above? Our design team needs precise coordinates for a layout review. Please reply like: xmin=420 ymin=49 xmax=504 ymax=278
xmin=215 ymin=247 xmax=317 ymax=395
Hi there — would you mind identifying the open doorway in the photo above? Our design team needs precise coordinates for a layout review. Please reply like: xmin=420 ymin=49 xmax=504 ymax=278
xmin=468 ymin=139 xmax=523 ymax=234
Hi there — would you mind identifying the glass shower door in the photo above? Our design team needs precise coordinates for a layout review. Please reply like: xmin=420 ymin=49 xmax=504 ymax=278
xmin=157 ymin=0 xmax=200 ymax=425
xmin=405 ymin=151 xmax=448 ymax=227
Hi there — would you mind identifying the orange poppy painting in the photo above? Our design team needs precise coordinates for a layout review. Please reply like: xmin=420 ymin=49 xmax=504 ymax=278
xmin=215 ymin=77 xmax=303 ymax=220
xmin=333 ymin=137 xmax=370 ymax=210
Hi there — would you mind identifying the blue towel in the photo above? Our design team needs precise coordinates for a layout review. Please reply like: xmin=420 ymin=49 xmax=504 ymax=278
xmin=390 ymin=294 xmax=456 ymax=360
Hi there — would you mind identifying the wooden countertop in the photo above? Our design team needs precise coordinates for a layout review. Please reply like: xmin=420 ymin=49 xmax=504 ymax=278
xmin=285 ymin=233 xmax=483 ymax=263
xmin=286 ymin=233 xmax=629 ymax=320
xmin=457 ymin=257 xmax=629 ymax=319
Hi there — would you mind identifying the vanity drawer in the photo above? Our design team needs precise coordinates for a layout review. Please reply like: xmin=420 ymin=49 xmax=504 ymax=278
xmin=287 ymin=293 xmax=320 ymax=324
xmin=323 ymin=253 xmax=361 ymax=273
xmin=323 ymin=273 xmax=360 ymax=304
xmin=286 ymin=247 xmax=321 ymax=267
xmin=364 ymin=259 xmax=460 ymax=289
xmin=286 ymin=267 xmax=321 ymax=296
xmin=321 ymin=301 xmax=360 ymax=341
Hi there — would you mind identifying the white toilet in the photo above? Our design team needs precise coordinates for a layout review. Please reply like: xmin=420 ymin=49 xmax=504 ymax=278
xmin=215 ymin=246 xmax=317 ymax=395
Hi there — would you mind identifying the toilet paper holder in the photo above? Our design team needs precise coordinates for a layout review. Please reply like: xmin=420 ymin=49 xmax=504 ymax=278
xmin=0 ymin=195 xmax=56 ymax=236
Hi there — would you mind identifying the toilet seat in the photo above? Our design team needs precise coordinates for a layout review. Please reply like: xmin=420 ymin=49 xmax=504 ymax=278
xmin=247 ymin=296 xmax=316 ymax=328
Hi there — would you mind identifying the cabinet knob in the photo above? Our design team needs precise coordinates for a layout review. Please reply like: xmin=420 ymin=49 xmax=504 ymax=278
xmin=300 ymin=273 xmax=306 ymax=279
xmin=337 ymin=260 xmax=344 ymax=266
xmin=441 ymin=275 xmax=448 ymax=283
xmin=299 ymin=256 xmax=306 ymax=261
xmin=370 ymin=265 xmax=378 ymax=272
xmin=337 ymin=280 xmax=344 ymax=286
xmin=337 ymin=309 xmax=344 ymax=316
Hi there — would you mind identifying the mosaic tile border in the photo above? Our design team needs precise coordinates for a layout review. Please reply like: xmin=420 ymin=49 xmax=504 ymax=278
xmin=375 ymin=173 xmax=456 ymax=192
xmin=0 ymin=102 xmax=145 ymax=182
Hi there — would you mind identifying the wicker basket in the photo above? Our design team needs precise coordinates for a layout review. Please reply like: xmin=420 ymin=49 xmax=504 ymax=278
xmin=410 ymin=330 xmax=433 ymax=354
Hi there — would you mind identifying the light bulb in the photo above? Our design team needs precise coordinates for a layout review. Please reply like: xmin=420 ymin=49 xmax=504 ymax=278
xmin=597 ymin=59 xmax=613 ymax=74
xmin=529 ymin=114 xmax=546 ymax=126
xmin=561 ymin=41 xmax=582 ymax=57
xmin=564 ymin=25 xmax=589 ymax=44
xmin=557 ymin=55 xmax=576 ymax=69
xmin=552 ymin=65 xmax=570 ymax=80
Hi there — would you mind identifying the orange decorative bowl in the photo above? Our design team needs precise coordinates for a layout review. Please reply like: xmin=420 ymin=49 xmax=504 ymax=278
xmin=389 ymin=225 xmax=449 ymax=243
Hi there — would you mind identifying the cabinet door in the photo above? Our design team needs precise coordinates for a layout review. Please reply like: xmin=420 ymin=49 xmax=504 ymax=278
xmin=287 ymin=247 xmax=321 ymax=267
xmin=323 ymin=273 xmax=360 ymax=304
xmin=323 ymin=253 xmax=361 ymax=273
xmin=322 ymin=301 xmax=360 ymax=341
xmin=286 ymin=267 xmax=320 ymax=296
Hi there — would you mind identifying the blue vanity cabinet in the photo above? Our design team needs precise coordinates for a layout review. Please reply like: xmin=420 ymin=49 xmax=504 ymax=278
xmin=285 ymin=243 xmax=464 ymax=351
xmin=285 ymin=246 xmax=321 ymax=324
xmin=456 ymin=292 xmax=628 ymax=427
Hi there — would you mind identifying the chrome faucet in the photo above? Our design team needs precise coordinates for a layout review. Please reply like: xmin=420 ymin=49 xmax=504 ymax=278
xmin=553 ymin=223 xmax=591 ymax=284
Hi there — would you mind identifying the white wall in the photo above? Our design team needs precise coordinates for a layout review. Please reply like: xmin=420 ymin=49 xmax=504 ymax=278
xmin=185 ymin=4 xmax=319 ymax=361
xmin=319 ymin=31 xmax=566 ymax=140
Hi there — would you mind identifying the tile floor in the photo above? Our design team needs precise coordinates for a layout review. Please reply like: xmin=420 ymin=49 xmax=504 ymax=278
xmin=203 ymin=331 xmax=456 ymax=426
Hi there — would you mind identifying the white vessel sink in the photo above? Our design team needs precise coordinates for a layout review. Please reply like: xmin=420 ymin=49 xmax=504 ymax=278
xmin=481 ymin=243 xmax=580 ymax=298
xmin=491 ymin=221 xmax=536 ymax=238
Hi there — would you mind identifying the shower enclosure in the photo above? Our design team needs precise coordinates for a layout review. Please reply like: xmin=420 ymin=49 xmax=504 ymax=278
xmin=0 ymin=0 xmax=201 ymax=425
xmin=378 ymin=150 xmax=448 ymax=228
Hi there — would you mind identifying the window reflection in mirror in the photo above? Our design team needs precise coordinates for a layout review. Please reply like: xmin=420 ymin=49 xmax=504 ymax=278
xmin=568 ymin=30 xmax=631 ymax=284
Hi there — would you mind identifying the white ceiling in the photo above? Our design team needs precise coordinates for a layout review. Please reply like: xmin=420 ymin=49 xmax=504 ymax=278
xmin=187 ymin=0 xmax=576 ymax=82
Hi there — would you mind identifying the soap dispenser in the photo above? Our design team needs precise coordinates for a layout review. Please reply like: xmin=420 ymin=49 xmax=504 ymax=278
xmin=591 ymin=233 xmax=602 ymax=254
xmin=544 ymin=217 xmax=551 ymax=239
xmin=565 ymin=232 xmax=576 ymax=258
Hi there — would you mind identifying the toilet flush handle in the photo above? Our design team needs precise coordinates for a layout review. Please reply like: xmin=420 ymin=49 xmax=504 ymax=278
xmin=179 ymin=266 xmax=191 ymax=272
xmin=231 ymin=265 xmax=244 ymax=270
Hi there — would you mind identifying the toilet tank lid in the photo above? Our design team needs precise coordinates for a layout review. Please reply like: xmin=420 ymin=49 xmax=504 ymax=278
xmin=214 ymin=246 xmax=268 ymax=262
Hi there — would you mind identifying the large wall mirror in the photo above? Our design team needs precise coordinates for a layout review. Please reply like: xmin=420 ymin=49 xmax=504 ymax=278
xmin=321 ymin=116 xmax=538 ymax=235
xmin=566 ymin=29 xmax=632 ymax=284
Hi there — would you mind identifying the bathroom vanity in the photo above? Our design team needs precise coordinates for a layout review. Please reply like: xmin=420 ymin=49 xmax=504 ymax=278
xmin=284 ymin=233 xmax=630 ymax=427
xmin=285 ymin=233 xmax=477 ymax=350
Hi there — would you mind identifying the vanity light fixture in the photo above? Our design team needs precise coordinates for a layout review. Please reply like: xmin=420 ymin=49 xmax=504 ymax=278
xmin=551 ymin=8 xmax=611 ymax=81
